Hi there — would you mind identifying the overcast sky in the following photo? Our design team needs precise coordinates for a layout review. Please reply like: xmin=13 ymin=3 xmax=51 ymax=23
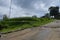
xmin=0 ymin=0 xmax=60 ymax=18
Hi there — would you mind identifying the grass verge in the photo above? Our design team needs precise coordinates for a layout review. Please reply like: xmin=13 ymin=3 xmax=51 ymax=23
xmin=0 ymin=18 xmax=54 ymax=33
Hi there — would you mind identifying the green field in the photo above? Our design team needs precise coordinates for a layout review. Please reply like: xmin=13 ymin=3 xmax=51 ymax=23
xmin=0 ymin=17 xmax=53 ymax=33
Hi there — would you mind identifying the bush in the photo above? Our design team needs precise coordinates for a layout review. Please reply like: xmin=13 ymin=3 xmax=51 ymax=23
xmin=0 ymin=17 xmax=53 ymax=33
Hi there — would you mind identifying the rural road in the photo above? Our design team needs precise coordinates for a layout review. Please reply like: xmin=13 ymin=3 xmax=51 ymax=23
xmin=0 ymin=20 xmax=60 ymax=40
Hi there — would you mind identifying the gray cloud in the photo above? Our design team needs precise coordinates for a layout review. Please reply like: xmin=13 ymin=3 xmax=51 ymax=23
xmin=12 ymin=0 xmax=60 ymax=13
xmin=13 ymin=0 xmax=35 ymax=9
xmin=0 ymin=0 xmax=60 ymax=18
xmin=0 ymin=0 xmax=10 ymax=7
xmin=13 ymin=0 xmax=59 ymax=9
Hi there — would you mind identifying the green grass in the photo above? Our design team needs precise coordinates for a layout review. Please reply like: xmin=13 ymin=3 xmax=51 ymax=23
xmin=0 ymin=26 xmax=21 ymax=33
xmin=0 ymin=18 xmax=54 ymax=33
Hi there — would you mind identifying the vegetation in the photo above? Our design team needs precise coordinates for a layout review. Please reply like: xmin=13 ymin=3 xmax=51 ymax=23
xmin=1 ymin=6 xmax=60 ymax=33
xmin=1 ymin=6 xmax=58 ymax=33
xmin=49 ymin=6 xmax=60 ymax=19
xmin=0 ymin=17 xmax=53 ymax=33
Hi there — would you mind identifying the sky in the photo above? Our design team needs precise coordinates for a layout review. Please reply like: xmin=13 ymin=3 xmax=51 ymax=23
xmin=0 ymin=0 xmax=60 ymax=18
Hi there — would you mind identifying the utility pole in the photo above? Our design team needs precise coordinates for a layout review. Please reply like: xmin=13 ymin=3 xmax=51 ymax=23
xmin=9 ymin=0 xmax=12 ymax=18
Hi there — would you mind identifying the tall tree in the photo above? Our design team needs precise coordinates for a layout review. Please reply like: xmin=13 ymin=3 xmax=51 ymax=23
xmin=41 ymin=13 xmax=50 ymax=18
xmin=49 ymin=6 xmax=59 ymax=18
xmin=3 ymin=14 xmax=8 ymax=21
xmin=45 ymin=13 xmax=50 ymax=18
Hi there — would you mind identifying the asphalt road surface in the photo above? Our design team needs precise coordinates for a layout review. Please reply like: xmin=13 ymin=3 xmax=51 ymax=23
xmin=0 ymin=20 xmax=60 ymax=40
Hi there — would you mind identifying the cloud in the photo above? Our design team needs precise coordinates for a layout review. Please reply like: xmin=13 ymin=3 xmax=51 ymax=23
xmin=12 ymin=0 xmax=60 ymax=17
xmin=11 ymin=4 xmax=40 ymax=17
xmin=0 ymin=0 xmax=10 ymax=7
xmin=34 ymin=1 xmax=47 ymax=12
xmin=0 ymin=0 xmax=60 ymax=18
xmin=13 ymin=0 xmax=35 ymax=9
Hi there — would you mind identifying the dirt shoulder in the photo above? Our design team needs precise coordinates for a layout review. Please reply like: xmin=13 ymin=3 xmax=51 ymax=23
xmin=0 ymin=27 xmax=42 ymax=40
